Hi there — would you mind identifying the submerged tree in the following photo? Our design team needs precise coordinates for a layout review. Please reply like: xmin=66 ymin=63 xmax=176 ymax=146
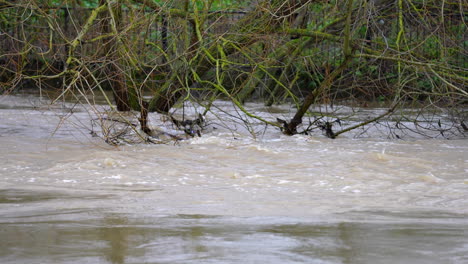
xmin=0 ymin=0 xmax=466 ymax=142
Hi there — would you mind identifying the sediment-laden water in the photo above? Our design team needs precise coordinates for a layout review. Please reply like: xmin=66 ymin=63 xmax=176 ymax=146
xmin=0 ymin=94 xmax=467 ymax=263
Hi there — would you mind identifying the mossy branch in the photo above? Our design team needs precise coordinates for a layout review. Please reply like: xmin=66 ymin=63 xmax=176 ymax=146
xmin=66 ymin=4 xmax=108 ymax=66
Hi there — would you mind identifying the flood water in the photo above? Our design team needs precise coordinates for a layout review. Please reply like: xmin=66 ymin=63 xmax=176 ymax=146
xmin=0 ymin=94 xmax=467 ymax=263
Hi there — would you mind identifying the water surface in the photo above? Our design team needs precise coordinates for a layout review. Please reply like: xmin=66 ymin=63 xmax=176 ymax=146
xmin=0 ymin=94 xmax=467 ymax=263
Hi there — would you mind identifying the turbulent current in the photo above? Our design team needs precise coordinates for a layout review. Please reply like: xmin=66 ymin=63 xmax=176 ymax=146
xmin=0 ymin=94 xmax=467 ymax=264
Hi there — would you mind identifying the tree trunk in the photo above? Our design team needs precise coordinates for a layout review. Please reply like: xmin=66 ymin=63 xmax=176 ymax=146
xmin=100 ymin=0 xmax=130 ymax=111
xmin=282 ymin=0 xmax=355 ymax=136
xmin=282 ymin=56 xmax=353 ymax=135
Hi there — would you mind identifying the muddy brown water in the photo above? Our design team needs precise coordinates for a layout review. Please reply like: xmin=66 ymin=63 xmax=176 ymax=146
xmin=0 ymin=94 xmax=467 ymax=263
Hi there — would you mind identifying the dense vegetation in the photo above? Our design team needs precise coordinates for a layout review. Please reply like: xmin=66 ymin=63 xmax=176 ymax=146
xmin=1 ymin=0 xmax=466 ymax=142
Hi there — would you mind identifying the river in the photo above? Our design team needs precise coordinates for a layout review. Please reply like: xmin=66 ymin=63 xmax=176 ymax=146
xmin=0 ymin=93 xmax=467 ymax=263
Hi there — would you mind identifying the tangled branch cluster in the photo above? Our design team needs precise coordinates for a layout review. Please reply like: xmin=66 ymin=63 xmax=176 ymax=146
xmin=0 ymin=0 xmax=466 ymax=143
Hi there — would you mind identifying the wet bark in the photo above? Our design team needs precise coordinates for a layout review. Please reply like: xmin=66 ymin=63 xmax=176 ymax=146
xmin=100 ymin=0 xmax=130 ymax=111
xmin=281 ymin=56 xmax=353 ymax=135
xmin=282 ymin=0 xmax=355 ymax=136
xmin=138 ymin=101 xmax=151 ymax=134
